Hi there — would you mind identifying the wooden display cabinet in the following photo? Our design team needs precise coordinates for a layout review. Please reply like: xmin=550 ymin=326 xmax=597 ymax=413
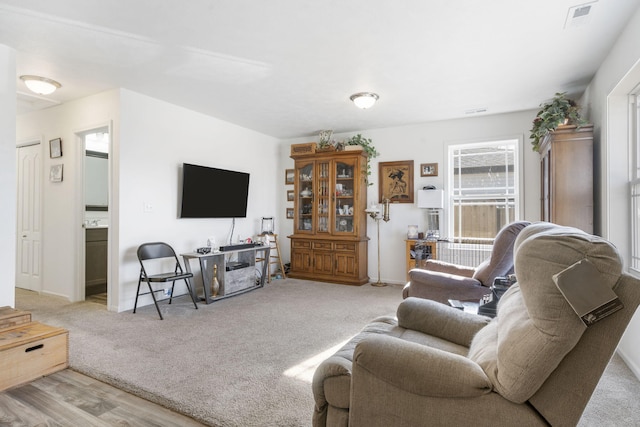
xmin=289 ymin=149 xmax=369 ymax=285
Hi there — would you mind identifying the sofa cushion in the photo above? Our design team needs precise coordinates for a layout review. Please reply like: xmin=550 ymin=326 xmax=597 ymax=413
xmin=468 ymin=223 xmax=622 ymax=403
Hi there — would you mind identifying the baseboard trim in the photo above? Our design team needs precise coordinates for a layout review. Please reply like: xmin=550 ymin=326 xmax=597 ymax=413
xmin=617 ymin=348 xmax=640 ymax=381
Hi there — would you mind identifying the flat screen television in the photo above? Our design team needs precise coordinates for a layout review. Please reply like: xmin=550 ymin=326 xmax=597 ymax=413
xmin=180 ymin=163 xmax=250 ymax=218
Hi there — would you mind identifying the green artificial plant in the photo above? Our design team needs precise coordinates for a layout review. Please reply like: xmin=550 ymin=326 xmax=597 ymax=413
xmin=345 ymin=134 xmax=379 ymax=186
xmin=530 ymin=92 xmax=587 ymax=152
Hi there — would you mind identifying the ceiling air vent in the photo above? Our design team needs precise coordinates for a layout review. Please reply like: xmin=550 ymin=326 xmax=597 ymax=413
xmin=564 ymin=1 xmax=597 ymax=29
xmin=464 ymin=107 xmax=488 ymax=115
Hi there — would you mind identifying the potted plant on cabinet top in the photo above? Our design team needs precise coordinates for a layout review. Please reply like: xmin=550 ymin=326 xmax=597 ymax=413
xmin=316 ymin=130 xmax=336 ymax=152
xmin=344 ymin=134 xmax=379 ymax=186
xmin=529 ymin=92 xmax=587 ymax=152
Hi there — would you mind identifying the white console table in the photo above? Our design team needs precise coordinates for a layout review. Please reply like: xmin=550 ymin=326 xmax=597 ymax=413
xmin=182 ymin=245 xmax=270 ymax=304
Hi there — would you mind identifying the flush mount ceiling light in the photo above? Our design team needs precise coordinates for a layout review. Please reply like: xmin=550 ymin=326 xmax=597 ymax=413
xmin=20 ymin=75 xmax=61 ymax=95
xmin=350 ymin=92 xmax=379 ymax=109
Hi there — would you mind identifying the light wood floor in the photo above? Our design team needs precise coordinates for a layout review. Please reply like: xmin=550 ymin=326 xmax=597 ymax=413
xmin=0 ymin=369 xmax=205 ymax=426
xmin=86 ymin=292 xmax=108 ymax=305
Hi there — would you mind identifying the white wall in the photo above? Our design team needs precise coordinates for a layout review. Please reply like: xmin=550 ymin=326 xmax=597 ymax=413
xmin=16 ymin=90 xmax=120 ymax=302
xmin=0 ymin=44 xmax=16 ymax=308
xmin=581 ymin=6 xmax=640 ymax=379
xmin=280 ymin=109 xmax=541 ymax=284
xmin=16 ymin=89 xmax=280 ymax=313
xmin=117 ymin=90 xmax=279 ymax=311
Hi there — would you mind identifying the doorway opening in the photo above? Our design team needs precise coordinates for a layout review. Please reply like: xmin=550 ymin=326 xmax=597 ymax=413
xmin=80 ymin=127 xmax=110 ymax=304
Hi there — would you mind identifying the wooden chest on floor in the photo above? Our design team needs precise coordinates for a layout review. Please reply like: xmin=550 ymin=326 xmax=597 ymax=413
xmin=0 ymin=321 xmax=69 ymax=391
xmin=0 ymin=306 xmax=31 ymax=330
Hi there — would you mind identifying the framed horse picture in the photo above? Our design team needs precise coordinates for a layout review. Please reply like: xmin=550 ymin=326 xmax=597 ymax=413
xmin=378 ymin=160 xmax=414 ymax=203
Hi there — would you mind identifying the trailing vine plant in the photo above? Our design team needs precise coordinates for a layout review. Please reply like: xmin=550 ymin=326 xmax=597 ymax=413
xmin=530 ymin=92 xmax=587 ymax=152
xmin=345 ymin=134 xmax=379 ymax=186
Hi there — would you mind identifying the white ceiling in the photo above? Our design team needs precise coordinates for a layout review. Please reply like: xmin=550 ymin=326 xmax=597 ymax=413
xmin=2 ymin=0 xmax=639 ymax=139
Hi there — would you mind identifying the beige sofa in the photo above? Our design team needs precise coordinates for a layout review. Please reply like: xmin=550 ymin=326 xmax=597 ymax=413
xmin=312 ymin=222 xmax=640 ymax=426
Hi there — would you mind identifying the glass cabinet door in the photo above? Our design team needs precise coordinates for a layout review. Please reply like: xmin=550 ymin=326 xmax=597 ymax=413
xmin=334 ymin=159 xmax=356 ymax=234
xmin=296 ymin=162 xmax=314 ymax=233
xmin=317 ymin=161 xmax=330 ymax=233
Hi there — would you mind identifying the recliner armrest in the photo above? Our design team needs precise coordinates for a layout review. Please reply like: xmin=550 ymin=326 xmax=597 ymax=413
xmin=409 ymin=268 xmax=483 ymax=288
xmin=404 ymin=268 xmax=487 ymax=302
xmin=413 ymin=260 xmax=476 ymax=277
xmin=397 ymin=297 xmax=491 ymax=347
xmin=353 ymin=335 xmax=492 ymax=398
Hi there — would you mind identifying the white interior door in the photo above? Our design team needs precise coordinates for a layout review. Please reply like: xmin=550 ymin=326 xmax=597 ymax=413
xmin=16 ymin=143 xmax=42 ymax=291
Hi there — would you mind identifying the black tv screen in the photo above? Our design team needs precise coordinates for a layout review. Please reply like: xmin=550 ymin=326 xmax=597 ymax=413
xmin=180 ymin=163 xmax=250 ymax=218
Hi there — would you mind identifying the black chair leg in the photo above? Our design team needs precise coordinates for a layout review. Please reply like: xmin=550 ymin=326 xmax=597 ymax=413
xmin=184 ymin=278 xmax=199 ymax=309
xmin=134 ymin=275 xmax=197 ymax=319
xmin=147 ymin=281 xmax=164 ymax=320
xmin=133 ymin=278 xmax=142 ymax=314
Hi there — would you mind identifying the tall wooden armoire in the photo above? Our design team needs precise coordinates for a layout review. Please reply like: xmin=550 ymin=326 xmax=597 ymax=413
xmin=540 ymin=124 xmax=594 ymax=233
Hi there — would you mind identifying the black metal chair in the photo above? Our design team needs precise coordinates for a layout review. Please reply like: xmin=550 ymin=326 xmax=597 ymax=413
xmin=135 ymin=242 xmax=198 ymax=319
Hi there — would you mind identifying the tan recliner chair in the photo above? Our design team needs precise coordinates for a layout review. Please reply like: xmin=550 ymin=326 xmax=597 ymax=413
xmin=312 ymin=222 xmax=640 ymax=427
xmin=402 ymin=221 xmax=530 ymax=303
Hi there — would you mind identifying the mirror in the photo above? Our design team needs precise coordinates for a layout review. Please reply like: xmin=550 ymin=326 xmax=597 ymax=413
xmin=84 ymin=130 xmax=109 ymax=221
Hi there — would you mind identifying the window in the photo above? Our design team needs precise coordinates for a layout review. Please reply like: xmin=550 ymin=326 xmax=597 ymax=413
xmin=448 ymin=139 xmax=520 ymax=240
xmin=630 ymin=90 xmax=640 ymax=272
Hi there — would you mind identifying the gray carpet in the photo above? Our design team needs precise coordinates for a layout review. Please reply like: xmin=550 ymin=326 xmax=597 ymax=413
xmin=14 ymin=280 xmax=640 ymax=427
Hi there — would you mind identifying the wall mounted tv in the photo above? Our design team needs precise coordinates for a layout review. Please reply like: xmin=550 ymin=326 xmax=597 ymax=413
xmin=180 ymin=163 xmax=250 ymax=218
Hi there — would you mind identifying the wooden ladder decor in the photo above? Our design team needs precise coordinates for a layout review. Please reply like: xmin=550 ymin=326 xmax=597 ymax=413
xmin=257 ymin=233 xmax=287 ymax=283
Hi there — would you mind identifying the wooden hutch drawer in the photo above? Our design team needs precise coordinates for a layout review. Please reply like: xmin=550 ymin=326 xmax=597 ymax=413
xmin=312 ymin=241 xmax=333 ymax=250
xmin=335 ymin=242 xmax=356 ymax=252
xmin=292 ymin=240 xmax=311 ymax=249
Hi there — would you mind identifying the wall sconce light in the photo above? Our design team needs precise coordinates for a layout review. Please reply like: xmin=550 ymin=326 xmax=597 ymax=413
xmin=349 ymin=92 xmax=379 ymax=109
xmin=20 ymin=75 xmax=61 ymax=95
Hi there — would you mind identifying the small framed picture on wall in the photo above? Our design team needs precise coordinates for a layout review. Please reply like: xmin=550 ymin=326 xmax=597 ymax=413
xmin=286 ymin=208 xmax=294 ymax=219
xmin=287 ymin=190 xmax=294 ymax=202
xmin=420 ymin=163 xmax=438 ymax=177
xmin=49 ymin=138 xmax=62 ymax=158
xmin=407 ymin=225 xmax=419 ymax=239
xmin=285 ymin=169 xmax=294 ymax=185
xmin=50 ymin=164 xmax=63 ymax=182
